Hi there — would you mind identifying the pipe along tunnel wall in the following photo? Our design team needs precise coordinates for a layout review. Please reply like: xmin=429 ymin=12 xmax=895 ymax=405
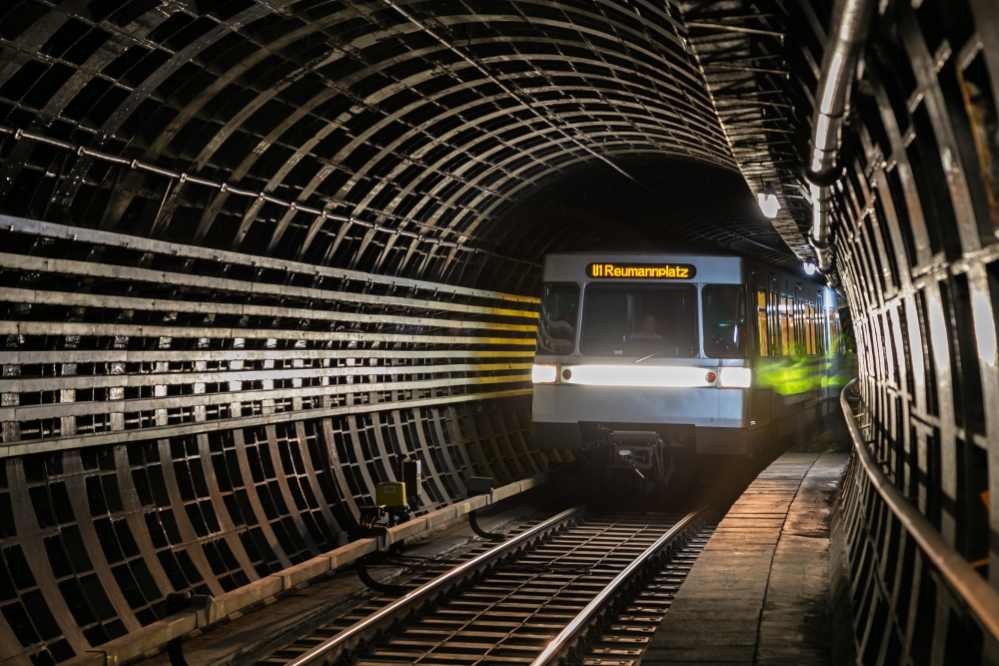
xmin=0 ymin=0 xmax=998 ymax=663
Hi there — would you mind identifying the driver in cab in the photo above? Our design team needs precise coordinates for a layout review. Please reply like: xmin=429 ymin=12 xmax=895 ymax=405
xmin=628 ymin=314 xmax=664 ymax=339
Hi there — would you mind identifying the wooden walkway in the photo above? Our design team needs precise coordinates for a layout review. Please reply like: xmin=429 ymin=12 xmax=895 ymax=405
xmin=643 ymin=451 xmax=851 ymax=665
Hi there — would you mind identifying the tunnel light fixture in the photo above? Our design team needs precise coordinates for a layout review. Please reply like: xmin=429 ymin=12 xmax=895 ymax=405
xmin=804 ymin=262 xmax=818 ymax=276
xmin=757 ymin=192 xmax=781 ymax=219
xmin=558 ymin=365 xmax=716 ymax=388
xmin=531 ymin=364 xmax=558 ymax=384
xmin=718 ymin=367 xmax=752 ymax=388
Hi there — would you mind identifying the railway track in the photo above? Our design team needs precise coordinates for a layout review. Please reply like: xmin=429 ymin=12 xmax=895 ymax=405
xmin=257 ymin=506 xmax=715 ymax=666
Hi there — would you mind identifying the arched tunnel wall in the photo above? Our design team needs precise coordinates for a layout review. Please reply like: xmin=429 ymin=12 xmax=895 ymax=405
xmin=827 ymin=1 xmax=999 ymax=662
xmin=0 ymin=0 xmax=997 ymax=664
xmin=0 ymin=210 xmax=552 ymax=658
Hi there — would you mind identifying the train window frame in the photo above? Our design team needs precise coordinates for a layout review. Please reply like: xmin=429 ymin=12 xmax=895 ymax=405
xmin=536 ymin=282 xmax=580 ymax=356
xmin=757 ymin=288 xmax=770 ymax=356
xmin=769 ymin=275 xmax=781 ymax=356
xmin=807 ymin=303 xmax=817 ymax=355
xmin=703 ymin=284 xmax=748 ymax=359
xmin=777 ymin=294 xmax=794 ymax=356
xmin=578 ymin=282 xmax=699 ymax=358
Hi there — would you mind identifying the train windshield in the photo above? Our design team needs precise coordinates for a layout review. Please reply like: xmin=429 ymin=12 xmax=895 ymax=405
xmin=537 ymin=283 xmax=580 ymax=354
xmin=703 ymin=284 xmax=747 ymax=358
xmin=580 ymin=284 xmax=698 ymax=357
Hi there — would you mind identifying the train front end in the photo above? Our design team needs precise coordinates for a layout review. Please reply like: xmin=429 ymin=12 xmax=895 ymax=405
xmin=531 ymin=252 xmax=758 ymax=491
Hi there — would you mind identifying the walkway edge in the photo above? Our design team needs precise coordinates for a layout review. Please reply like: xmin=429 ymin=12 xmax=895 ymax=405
xmin=642 ymin=451 xmax=850 ymax=665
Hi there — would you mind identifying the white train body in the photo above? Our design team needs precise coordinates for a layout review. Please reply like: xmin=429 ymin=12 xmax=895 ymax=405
xmin=532 ymin=252 xmax=846 ymax=456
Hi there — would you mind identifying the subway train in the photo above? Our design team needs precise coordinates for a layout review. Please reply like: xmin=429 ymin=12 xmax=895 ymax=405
xmin=531 ymin=251 xmax=851 ymax=492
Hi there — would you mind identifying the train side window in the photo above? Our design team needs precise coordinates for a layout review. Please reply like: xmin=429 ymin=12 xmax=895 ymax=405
xmin=799 ymin=301 xmax=806 ymax=354
xmin=703 ymin=284 xmax=746 ymax=358
xmin=780 ymin=296 xmax=792 ymax=356
xmin=537 ymin=283 xmax=579 ymax=355
xmin=805 ymin=304 xmax=812 ymax=355
xmin=829 ymin=309 xmax=840 ymax=353
xmin=812 ymin=303 xmax=818 ymax=355
xmin=757 ymin=290 xmax=769 ymax=356
xmin=769 ymin=276 xmax=780 ymax=356
xmin=817 ymin=305 xmax=826 ymax=356
xmin=794 ymin=297 xmax=805 ymax=354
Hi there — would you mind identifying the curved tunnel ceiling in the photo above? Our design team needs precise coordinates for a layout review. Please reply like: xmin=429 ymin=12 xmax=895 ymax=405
xmin=0 ymin=0 xmax=802 ymax=285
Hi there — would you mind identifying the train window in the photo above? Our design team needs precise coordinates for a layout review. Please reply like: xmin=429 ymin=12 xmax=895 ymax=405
xmin=703 ymin=285 xmax=747 ymax=358
xmin=780 ymin=296 xmax=792 ymax=356
xmin=807 ymin=304 xmax=817 ymax=355
xmin=579 ymin=284 xmax=697 ymax=357
xmin=537 ymin=283 xmax=579 ymax=355
xmin=757 ymin=290 xmax=769 ymax=356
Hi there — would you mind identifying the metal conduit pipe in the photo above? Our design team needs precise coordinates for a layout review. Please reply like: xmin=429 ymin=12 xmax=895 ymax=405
xmin=805 ymin=0 xmax=877 ymax=273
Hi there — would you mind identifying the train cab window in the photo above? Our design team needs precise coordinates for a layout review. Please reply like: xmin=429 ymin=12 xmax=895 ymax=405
xmin=537 ymin=283 xmax=579 ymax=355
xmin=580 ymin=284 xmax=697 ymax=357
xmin=703 ymin=285 xmax=747 ymax=358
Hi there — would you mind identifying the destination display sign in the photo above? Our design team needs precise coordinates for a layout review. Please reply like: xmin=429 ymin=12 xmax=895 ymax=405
xmin=587 ymin=262 xmax=697 ymax=279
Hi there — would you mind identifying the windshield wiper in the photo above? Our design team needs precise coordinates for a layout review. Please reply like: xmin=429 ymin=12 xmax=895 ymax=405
xmin=634 ymin=347 xmax=675 ymax=364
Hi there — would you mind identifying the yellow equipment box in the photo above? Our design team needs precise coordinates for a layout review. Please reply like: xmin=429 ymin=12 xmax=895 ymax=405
xmin=376 ymin=482 xmax=407 ymax=508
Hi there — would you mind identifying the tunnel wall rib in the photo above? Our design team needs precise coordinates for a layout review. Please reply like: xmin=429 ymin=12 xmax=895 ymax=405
xmin=818 ymin=0 xmax=999 ymax=661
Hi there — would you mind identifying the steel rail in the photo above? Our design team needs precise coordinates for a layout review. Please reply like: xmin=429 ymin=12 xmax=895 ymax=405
xmin=283 ymin=506 xmax=586 ymax=666
xmin=531 ymin=506 xmax=708 ymax=665
xmin=841 ymin=378 xmax=999 ymax=641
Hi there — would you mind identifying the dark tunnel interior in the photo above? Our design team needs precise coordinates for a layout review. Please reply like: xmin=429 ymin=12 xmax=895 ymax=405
xmin=489 ymin=157 xmax=793 ymax=266
xmin=0 ymin=0 xmax=998 ymax=663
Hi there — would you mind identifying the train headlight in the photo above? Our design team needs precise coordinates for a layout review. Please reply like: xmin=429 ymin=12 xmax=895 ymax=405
xmin=719 ymin=367 xmax=752 ymax=388
xmin=532 ymin=364 xmax=558 ymax=384
xmin=558 ymin=365 xmax=715 ymax=387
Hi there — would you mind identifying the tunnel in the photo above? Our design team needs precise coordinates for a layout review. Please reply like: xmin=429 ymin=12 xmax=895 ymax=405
xmin=0 ymin=0 xmax=997 ymax=663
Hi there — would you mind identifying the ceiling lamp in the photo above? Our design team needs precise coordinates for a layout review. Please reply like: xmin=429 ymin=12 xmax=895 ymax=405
xmin=757 ymin=192 xmax=781 ymax=219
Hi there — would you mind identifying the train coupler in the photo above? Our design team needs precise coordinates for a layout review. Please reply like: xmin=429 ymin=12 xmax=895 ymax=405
xmin=604 ymin=430 xmax=674 ymax=492
xmin=608 ymin=430 xmax=661 ymax=472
